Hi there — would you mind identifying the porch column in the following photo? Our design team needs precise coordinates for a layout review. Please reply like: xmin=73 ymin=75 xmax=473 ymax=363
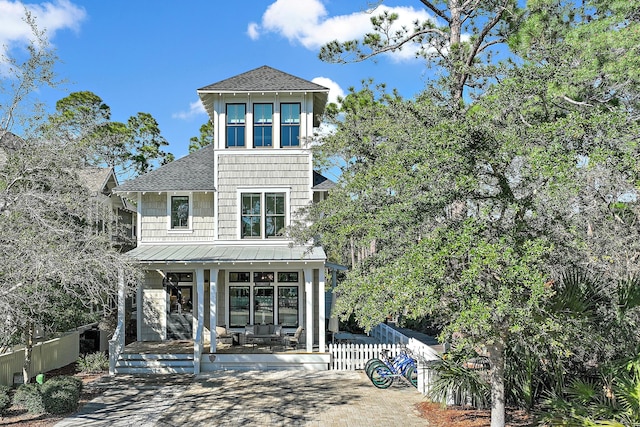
xmin=136 ymin=275 xmax=142 ymax=340
xmin=304 ymin=268 xmax=313 ymax=352
xmin=209 ymin=268 xmax=219 ymax=353
xmin=195 ymin=268 xmax=205 ymax=342
xmin=318 ymin=267 xmax=326 ymax=352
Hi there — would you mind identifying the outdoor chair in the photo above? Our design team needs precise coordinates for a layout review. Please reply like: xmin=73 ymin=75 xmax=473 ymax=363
xmin=284 ymin=326 xmax=304 ymax=349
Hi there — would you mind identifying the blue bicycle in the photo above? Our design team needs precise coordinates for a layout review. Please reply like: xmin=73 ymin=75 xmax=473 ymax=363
xmin=365 ymin=348 xmax=418 ymax=389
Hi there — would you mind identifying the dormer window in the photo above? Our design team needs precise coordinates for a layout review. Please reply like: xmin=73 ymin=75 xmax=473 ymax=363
xmin=253 ymin=103 xmax=273 ymax=147
xmin=226 ymin=104 xmax=246 ymax=147
xmin=281 ymin=103 xmax=300 ymax=147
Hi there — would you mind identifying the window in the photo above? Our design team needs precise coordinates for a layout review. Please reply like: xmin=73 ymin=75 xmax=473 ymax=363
xmin=229 ymin=286 xmax=250 ymax=327
xmin=241 ymin=193 xmax=261 ymax=238
xmin=226 ymin=104 xmax=245 ymax=147
xmin=241 ymin=192 xmax=286 ymax=239
xmin=229 ymin=272 xmax=250 ymax=282
xmin=253 ymin=103 xmax=273 ymax=147
xmin=281 ymin=103 xmax=300 ymax=147
xmin=277 ymin=272 xmax=299 ymax=282
xmin=254 ymin=286 xmax=274 ymax=324
xmin=265 ymin=193 xmax=285 ymax=237
xmin=170 ymin=196 xmax=189 ymax=229
xmin=228 ymin=270 xmax=299 ymax=327
xmin=278 ymin=286 xmax=299 ymax=327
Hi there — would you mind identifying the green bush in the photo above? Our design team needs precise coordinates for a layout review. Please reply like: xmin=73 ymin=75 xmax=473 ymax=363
xmin=13 ymin=383 xmax=45 ymax=414
xmin=76 ymin=352 xmax=109 ymax=374
xmin=41 ymin=376 xmax=83 ymax=415
xmin=0 ymin=385 xmax=11 ymax=416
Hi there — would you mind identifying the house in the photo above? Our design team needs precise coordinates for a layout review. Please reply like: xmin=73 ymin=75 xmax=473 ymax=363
xmin=77 ymin=167 xmax=136 ymax=252
xmin=112 ymin=66 xmax=339 ymax=372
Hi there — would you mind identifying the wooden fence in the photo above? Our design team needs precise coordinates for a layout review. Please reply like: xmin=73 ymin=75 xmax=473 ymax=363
xmin=0 ymin=331 xmax=79 ymax=386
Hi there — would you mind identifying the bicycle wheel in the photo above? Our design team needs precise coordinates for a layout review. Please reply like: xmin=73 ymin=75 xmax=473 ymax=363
xmin=404 ymin=364 xmax=418 ymax=388
xmin=369 ymin=365 xmax=393 ymax=389
xmin=365 ymin=359 xmax=387 ymax=378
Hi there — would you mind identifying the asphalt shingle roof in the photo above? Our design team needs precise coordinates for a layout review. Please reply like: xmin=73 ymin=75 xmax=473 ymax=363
xmin=197 ymin=65 xmax=329 ymax=93
xmin=113 ymin=144 xmax=215 ymax=193
xmin=313 ymin=171 xmax=336 ymax=190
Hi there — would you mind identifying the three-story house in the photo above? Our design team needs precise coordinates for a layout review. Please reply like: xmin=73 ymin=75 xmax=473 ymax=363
xmin=112 ymin=66 xmax=337 ymax=372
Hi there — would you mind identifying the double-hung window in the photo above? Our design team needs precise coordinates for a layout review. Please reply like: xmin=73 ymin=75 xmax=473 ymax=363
xmin=280 ymin=103 xmax=300 ymax=147
xmin=170 ymin=195 xmax=190 ymax=230
xmin=240 ymin=192 xmax=286 ymax=239
xmin=253 ymin=103 xmax=273 ymax=147
xmin=226 ymin=104 xmax=245 ymax=147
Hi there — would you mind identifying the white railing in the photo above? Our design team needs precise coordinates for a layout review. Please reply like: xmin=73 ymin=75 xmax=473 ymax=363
xmin=194 ymin=321 xmax=203 ymax=375
xmin=108 ymin=324 xmax=124 ymax=375
xmin=370 ymin=322 xmax=410 ymax=345
xmin=0 ymin=331 xmax=79 ymax=386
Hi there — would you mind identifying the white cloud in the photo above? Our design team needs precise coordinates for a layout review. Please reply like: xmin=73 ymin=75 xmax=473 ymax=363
xmin=247 ymin=22 xmax=260 ymax=40
xmin=172 ymin=99 xmax=206 ymax=120
xmin=0 ymin=0 xmax=86 ymax=49
xmin=252 ymin=0 xmax=434 ymax=61
xmin=312 ymin=76 xmax=344 ymax=105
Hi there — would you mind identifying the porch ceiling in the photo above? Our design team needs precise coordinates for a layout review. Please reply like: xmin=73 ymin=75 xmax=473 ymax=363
xmin=126 ymin=244 xmax=326 ymax=264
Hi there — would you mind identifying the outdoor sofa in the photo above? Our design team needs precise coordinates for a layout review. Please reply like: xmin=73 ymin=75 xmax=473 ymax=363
xmin=240 ymin=324 xmax=284 ymax=346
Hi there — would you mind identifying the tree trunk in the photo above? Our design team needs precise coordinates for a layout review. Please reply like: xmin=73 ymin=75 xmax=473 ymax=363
xmin=487 ymin=337 xmax=506 ymax=427
xmin=22 ymin=323 xmax=34 ymax=384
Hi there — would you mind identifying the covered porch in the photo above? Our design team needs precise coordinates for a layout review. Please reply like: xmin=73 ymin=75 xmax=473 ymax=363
xmin=111 ymin=244 xmax=342 ymax=373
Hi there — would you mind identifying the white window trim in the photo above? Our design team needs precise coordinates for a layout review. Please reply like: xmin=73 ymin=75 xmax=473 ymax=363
xmin=167 ymin=192 xmax=194 ymax=233
xmin=236 ymin=187 xmax=291 ymax=240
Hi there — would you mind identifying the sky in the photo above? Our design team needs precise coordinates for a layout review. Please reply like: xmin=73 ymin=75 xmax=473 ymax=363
xmin=1 ymin=0 xmax=435 ymax=161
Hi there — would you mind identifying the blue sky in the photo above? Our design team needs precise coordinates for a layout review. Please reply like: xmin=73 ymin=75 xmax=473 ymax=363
xmin=1 ymin=0 xmax=434 ymax=160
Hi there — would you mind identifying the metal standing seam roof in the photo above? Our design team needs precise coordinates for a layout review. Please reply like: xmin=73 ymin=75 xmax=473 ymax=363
xmin=126 ymin=244 xmax=327 ymax=264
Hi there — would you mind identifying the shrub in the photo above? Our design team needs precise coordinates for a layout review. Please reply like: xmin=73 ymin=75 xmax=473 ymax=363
xmin=77 ymin=352 xmax=109 ymax=374
xmin=41 ymin=376 xmax=83 ymax=415
xmin=0 ymin=385 xmax=11 ymax=416
xmin=13 ymin=383 xmax=45 ymax=414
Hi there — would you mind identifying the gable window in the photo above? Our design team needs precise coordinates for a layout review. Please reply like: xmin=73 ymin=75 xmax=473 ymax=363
xmin=253 ymin=103 xmax=273 ymax=147
xmin=280 ymin=103 xmax=300 ymax=147
xmin=226 ymin=104 xmax=245 ymax=147
xmin=170 ymin=196 xmax=189 ymax=229
xmin=240 ymin=192 xmax=286 ymax=239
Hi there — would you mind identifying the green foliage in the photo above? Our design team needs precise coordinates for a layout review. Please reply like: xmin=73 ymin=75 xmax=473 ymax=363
xmin=427 ymin=353 xmax=491 ymax=409
xmin=188 ymin=121 xmax=214 ymax=152
xmin=77 ymin=352 xmax=109 ymax=374
xmin=0 ymin=385 xmax=11 ymax=416
xmin=13 ymin=383 xmax=45 ymax=414
xmin=41 ymin=376 xmax=82 ymax=415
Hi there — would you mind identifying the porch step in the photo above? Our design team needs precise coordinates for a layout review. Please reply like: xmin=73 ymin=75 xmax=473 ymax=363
xmin=201 ymin=353 xmax=331 ymax=371
xmin=114 ymin=353 xmax=194 ymax=375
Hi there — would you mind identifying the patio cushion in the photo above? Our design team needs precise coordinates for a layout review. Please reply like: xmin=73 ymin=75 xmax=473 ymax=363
xmin=245 ymin=325 xmax=255 ymax=335
xmin=256 ymin=324 xmax=270 ymax=335
xmin=273 ymin=325 xmax=282 ymax=336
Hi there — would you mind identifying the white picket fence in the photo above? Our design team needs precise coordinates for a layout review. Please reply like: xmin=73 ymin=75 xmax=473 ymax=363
xmin=328 ymin=323 xmax=441 ymax=396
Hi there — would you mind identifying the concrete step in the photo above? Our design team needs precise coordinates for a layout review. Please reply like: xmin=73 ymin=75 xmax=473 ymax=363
xmin=119 ymin=353 xmax=194 ymax=361
xmin=113 ymin=366 xmax=194 ymax=375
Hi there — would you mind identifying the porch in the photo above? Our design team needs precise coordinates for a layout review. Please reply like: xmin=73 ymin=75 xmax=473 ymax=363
xmin=113 ymin=339 xmax=330 ymax=373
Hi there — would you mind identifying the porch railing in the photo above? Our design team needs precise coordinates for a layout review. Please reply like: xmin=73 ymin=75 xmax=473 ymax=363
xmin=108 ymin=324 xmax=124 ymax=375
xmin=193 ymin=319 xmax=203 ymax=374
